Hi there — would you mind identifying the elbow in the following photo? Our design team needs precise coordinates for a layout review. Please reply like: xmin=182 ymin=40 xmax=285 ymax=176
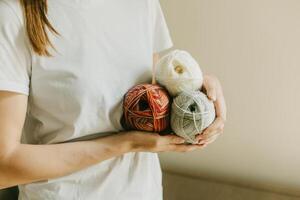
xmin=0 ymin=163 xmax=13 ymax=189
xmin=0 ymin=142 xmax=20 ymax=163
xmin=0 ymin=145 xmax=20 ymax=189
xmin=0 ymin=180 xmax=16 ymax=190
xmin=0 ymin=183 xmax=10 ymax=190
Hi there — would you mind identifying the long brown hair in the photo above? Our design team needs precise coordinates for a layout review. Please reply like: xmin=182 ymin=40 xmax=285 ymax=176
xmin=20 ymin=0 xmax=58 ymax=56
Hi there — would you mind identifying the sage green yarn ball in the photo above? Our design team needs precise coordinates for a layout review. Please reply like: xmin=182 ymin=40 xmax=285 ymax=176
xmin=171 ymin=91 xmax=216 ymax=144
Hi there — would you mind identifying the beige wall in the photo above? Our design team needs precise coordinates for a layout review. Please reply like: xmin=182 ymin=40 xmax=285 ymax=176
xmin=159 ymin=0 xmax=300 ymax=196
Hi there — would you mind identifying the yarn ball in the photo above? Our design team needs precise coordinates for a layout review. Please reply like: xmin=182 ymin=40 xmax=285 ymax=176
xmin=123 ymin=84 xmax=171 ymax=132
xmin=171 ymin=90 xmax=216 ymax=144
xmin=155 ymin=49 xmax=203 ymax=96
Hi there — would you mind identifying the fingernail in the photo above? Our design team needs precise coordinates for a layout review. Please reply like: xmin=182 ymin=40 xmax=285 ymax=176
xmin=197 ymin=135 xmax=204 ymax=140
xmin=198 ymin=140 xmax=207 ymax=145
xmin=209 ymin=94 xmax=216 ymax=101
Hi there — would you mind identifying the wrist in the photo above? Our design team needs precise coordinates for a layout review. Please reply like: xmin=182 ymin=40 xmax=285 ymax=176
xmin=117 ymin=131 xmax=139 ymax=153
xmin=115 ymin=132 xmax=134 ymax=153
xmin=86 ymin=133 xmax=131 ymax=163
xmin=92 ymin=131 xmax=142 ymax=159
xmin=101 ymin=132 xmax=137 ymax=154
xmin=117 ymin=131 xmax=149 ymax=153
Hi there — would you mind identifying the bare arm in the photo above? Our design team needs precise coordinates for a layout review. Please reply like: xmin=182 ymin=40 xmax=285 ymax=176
xmin=0 ymin=54 xmax=205 ymax=189
xmin=0 ymin=91 xmax=133 ymax=189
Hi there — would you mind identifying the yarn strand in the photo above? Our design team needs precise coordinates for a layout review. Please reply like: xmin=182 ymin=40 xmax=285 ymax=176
xmin=171 ymin=91 xmax=215 ymax=143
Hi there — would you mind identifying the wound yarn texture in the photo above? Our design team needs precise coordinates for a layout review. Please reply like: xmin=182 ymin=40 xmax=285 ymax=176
xmin=123 ymin=84 xmax=170 ymax=132
xmin=122 ymin=49 xmax=215 ymax=142
xmin=171 ymin=90 xmax=215 ymax=144
xmin=155 ymin=50 xmax=203 ymax=96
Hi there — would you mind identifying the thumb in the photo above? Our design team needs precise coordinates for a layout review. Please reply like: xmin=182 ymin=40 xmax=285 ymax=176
xmin=205 ymin=84 xmax=217 ymax=102
xmin=203 ymin=77 xmax=217 ymax=101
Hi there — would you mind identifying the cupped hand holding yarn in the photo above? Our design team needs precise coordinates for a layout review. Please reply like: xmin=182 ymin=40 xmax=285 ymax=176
xmin=122 ymin=49 xmax=216 ymax=142
xmin=171 ymin=91 xmax=216 ymax=144
xmin=154 ymin=49 xmax=216 ymax=143
xmin=155 ymin=50 xmax=204 ymax=97
xmin=123 ymin=84 xmax=170 ymax=132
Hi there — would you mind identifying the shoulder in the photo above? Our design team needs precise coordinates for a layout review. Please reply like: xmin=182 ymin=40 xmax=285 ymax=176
xmin=0 ymin=0 xmax=25 ymax=41
xmin=0 ymin=0 xmax=24 ymax=26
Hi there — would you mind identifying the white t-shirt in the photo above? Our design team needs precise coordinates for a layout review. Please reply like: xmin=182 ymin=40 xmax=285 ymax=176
xmin=0 ymin=0 xmax=173 ymax=199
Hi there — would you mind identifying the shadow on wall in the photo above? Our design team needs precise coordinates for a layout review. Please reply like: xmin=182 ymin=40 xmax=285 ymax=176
xmin=0 ymin=187 xmax=18 ymax=200
xmin=163 ymin=172 xmax=300 ymax=200
xmin=159 ymin=0 xmax=300 ymax=196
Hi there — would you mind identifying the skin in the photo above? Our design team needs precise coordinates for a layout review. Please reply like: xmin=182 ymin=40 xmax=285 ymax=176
xmin=196 ymin=74 xmax=227 ymax=145
xmin=0 ymin=54 xmax=226 ymax=189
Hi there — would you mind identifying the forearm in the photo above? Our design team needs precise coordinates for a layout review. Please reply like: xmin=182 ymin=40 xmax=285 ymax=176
xmin=0 ymin=133 xmax=131 ymax=189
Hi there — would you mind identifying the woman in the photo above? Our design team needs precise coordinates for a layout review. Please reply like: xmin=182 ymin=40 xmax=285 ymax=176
xmin=0 ymin=0 xmax=226 ymax=199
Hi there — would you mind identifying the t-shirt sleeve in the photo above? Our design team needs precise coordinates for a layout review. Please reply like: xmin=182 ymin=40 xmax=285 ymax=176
xmin=0 ymin=1 xmax=31 ymax=95
xmin=152 ymin=0 xmax=174 ymax=53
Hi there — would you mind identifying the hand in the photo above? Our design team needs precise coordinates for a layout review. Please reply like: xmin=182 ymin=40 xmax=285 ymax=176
xmin=123 ymin=131 xmax=206 ymax=153
xmin=196 ymin=74 xmax=227 ymax=145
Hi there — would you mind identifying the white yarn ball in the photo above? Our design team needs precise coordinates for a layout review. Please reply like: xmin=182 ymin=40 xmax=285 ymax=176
xmin=171 ymin=91 xmax=215 ymax=144
xmin=155 ymin=50 xmax=203 ymax=96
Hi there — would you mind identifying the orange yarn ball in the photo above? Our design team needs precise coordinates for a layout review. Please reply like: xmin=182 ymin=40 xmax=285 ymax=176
xmin=123 ymin=84 xmax=170 ymax=132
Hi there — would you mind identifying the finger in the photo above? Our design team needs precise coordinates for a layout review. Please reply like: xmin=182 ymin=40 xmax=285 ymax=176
xmin=202 ymin=122 xmax=223 ymax=140
xmin=195 ymin=118 xmax=224 ymax=143
xmin=203 ymin=128 xmax=221 ymax=141
xmin=197 ymin=139 xmax=208 ymax=145
xmin=196 ymin=136 xmax=216 ymax=145
xmin=193 ymin=134 xmax=206 ymax=144
xmin=202 ymin=118 xmax=224 ymax=139
xmin=160 ymin=134 xmax=186 ymax=145
xmin=195 ymin=133 xmax=204 ymax=142
xmin=214 ymin=86 xmax=227 ymax=121
xmin=185 ymin=144 xmax=207 ymax=152
xmin=169 ymin=144 xmax=205 ymax=152
xmin=205 ymin=133 xmax=220 ymax=144
xmin=203 ymin=78 xmax=217 ymax=101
